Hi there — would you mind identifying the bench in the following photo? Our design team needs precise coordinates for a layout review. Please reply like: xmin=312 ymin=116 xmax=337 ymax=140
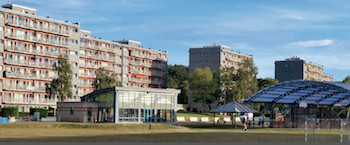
xmin=189 ymin=117 xmax=198 ymax=122
xmin=201 ymin=117 xmax=209 ymax=122
xmin=177 ymin=116 xmax=185 ymax=122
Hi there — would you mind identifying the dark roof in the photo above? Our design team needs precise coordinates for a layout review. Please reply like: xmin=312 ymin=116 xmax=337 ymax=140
xmin=244 ymin=80 xmax=350 ymax=107
xmin=209 ymin=101 xmax=258 ymax=113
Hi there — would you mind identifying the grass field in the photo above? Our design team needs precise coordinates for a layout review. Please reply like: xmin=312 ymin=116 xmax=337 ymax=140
xmin=0 ymin=122 xmax=343 ymax=142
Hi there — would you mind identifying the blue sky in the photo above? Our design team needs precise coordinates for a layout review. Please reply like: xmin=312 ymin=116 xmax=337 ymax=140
xmin=10 ymin=0 xmax=350 ymax=81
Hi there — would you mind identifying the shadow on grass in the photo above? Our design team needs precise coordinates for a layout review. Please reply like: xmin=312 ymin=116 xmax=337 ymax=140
xmin=0 ymin=132 xmax=340 ymax=142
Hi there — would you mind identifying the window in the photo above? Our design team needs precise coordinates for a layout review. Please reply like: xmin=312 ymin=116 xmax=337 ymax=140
xmin=70 ymin=50 xmax=78 ymax=56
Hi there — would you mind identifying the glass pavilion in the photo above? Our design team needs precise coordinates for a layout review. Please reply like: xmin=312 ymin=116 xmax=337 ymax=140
xmin=80 ymin=87 xmax=181 ymax=123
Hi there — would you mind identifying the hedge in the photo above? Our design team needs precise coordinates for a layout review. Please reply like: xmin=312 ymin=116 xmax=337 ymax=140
xmin=30 ymin=108 xmax=48 ymax=119
xmin=1 ymin=107 xmax=19 ymax=119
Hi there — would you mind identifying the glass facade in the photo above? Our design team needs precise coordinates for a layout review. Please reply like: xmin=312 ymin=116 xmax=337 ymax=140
xmin=81 ymin=87 xmax=179 ymax=123
xmin=117 ymin=91 xmax=176 ymax=123
xmin=83 ymin=91 xmax=115 ymax=123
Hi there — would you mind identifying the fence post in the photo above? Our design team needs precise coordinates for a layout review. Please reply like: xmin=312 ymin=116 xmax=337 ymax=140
xmin=305 ymin=116 xmax=307 ymax=143
xmin=340 ymin=119 xmax=343 ymax=143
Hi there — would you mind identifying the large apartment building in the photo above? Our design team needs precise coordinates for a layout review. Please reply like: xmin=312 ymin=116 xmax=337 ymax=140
xmin=188 ymin=44 xmax=253 ymax=112
xmin=0 ymin=3 xmax=168 ymax=112
xmin=275 ymin=56 xmax=333 ymax=82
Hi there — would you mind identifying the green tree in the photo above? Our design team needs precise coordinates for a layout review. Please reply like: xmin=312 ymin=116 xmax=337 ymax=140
xmin=46 ymin=55 xmax=73 ymax=102
xmin=258 ymin=78 xmax=278 ymax=90
xmin=93 ymin=68 xmax=120 ymax=90
xmin=190 ymin=67 xmax=217 ymax=111
xmin=213 ymin=66 xmax=237 ymax=105
xmin=232 ymin=58 xmax=258 ymax=102
xmin=167 ymin=65 xmax=189 ymax=104
xmin=343 ymin=76 xmax=350 ymax=83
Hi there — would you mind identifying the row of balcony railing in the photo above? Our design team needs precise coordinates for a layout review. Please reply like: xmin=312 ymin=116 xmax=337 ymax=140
xmin=129 ymin=69 xmax=163 ymax=77
xmin=5 ymin=45 xmax=66 ymax=58
xmin=129 ymin=78 xmax=162 ymax=85
xmin=6 ymin=20 xmax=70 ymax=36
xmin=79 ymin=63 xmax=115 ymax=71
xmin=308 ymin=67 xmax=323 ymax=74
xmin=3 ymin=85 xmax=46 ymax=92
xmin=5 ymin=33 xmax=69 ymax=48
xmin=2 ymin=96 xmax=56 ymax=105
xmin=4 ymin=59 xmax=54 ymax=69
xmin=80 ymin=43 xmax=114 ymax=53
xmin=5 ymin=71 xmax=54 ymax=81
xmin=79 ymin=53 xmax=115 ymax=62
xmin=130 ymin=53 xmax=167 ymax=61
xmin=129 ymin=61 xmax=162 ymax=69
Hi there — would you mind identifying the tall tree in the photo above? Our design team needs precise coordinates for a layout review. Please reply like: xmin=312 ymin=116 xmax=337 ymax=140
xmin=93 ymin=68 xmax=120 ymax=90
xmin=167 ymin=65 xmax=189 ymax=104
xmin=46 ymin=55 xmax=73 ymax=102
xmin=258 ymin=78 xmax=278 ymax=91
xmin=190 ymin=67 xmax=217 ymax=111
xmin=213 ymin=66 xmax=237 ymax=105
xmin=232 ymin=58 xmax=258 ymax=102
xmin=343 ymin=76 xmax=350 ymax=83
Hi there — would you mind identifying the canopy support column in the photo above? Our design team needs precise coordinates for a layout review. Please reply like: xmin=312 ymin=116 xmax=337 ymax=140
xmin=213 ymin=113 xmax=215 ymax=126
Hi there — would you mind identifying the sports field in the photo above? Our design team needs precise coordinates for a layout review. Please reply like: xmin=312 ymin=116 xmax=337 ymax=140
xmin=0 ymin=122 xmax=342 ymax=142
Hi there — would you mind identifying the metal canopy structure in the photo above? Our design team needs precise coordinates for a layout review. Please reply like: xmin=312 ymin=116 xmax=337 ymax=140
xmin=244 ymin=80 xmax=350 ymax=107
xmin=209 ymin=101 xmax=258 ymax=113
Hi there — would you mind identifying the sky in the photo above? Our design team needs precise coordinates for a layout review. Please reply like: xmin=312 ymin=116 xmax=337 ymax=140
xmin=9 ymin=0 xmax=350 ymax=81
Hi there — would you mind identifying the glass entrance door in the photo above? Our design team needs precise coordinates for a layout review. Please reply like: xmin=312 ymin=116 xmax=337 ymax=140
xmin=144 ymin=109 xmax=153 ymax=123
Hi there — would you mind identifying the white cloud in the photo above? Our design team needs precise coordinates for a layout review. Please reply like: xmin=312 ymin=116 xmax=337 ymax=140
xmin=283 ymin=14 xmax=306 ymax=20
xmin=288 ymin=39 xmax=334 ymax=47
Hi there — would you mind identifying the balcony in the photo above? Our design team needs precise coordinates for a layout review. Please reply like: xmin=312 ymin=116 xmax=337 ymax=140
xmin=104 ymin=66 xmax=115 ymax=71
xmin=5 ymin=71 xmax=53 ymax=81
xmin=5 ymin=20 xmax=70 ymax=36
xmin=5 ymin=45 xmax=65 ymax=58
xmin=129 ymin=69 xmax=150 ymax=76
xmin=37 ymin=25 xmax=70 ymax=36
xmin=5 ymin=33 xmax=36 ymax=43
xmin=79 ymin=63 xmax=99 ymax=69
xmin=5 ymin=33 xmax=69 ymax=48
xmin=100 ymin=55 xmax=115 ymax=62
xmin=80 ymin=44 xmax=100 ymax=50
xmin=79 ymin=73 xmax=95 ymax=78
xmin=78 ymin=83 xmax=93 ymax=88
xmin=5 ymin=20 xmax=35 ymax=30
xmin=129 ymin=78 xmax=151 ymax=84
xmin=3 ymin=85 xmax=46 ymax=93
xmin=308 ymin=67 xmax=323 ymax=74
xmin=130 ymin=53 xmax=147 ymax=58
xmin=4 ymin=59 xmax=53 ymax=69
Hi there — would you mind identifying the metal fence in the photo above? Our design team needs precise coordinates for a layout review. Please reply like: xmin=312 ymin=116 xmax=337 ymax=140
xmin=305 ymin=118 xmax=350 ymax=143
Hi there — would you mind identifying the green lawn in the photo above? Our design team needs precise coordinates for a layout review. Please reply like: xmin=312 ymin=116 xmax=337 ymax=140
xmin=0 ymin=122 xmax=345 ymax=142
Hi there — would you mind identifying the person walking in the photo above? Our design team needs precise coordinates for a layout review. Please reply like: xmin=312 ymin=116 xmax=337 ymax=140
xmin=242 ymin=116 xmax=247 ymax=131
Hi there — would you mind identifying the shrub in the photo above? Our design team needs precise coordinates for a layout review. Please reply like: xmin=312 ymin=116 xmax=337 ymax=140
xmin=19 ymin=112 xmax=30 ymax=117
xmin=1 ymin=107 xmax=19 ymax=119
xmin=30 ymin=108 xmax=48 ymax=119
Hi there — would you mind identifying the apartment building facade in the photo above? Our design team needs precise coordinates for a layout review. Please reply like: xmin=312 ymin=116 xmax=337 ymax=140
xmin=0 ymin=3 xmax=168 ymax=112
xmin=275 ymin=56 xmax=333 ymax=82
xmin=188 ymin=44 xmax=253 ymax=112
